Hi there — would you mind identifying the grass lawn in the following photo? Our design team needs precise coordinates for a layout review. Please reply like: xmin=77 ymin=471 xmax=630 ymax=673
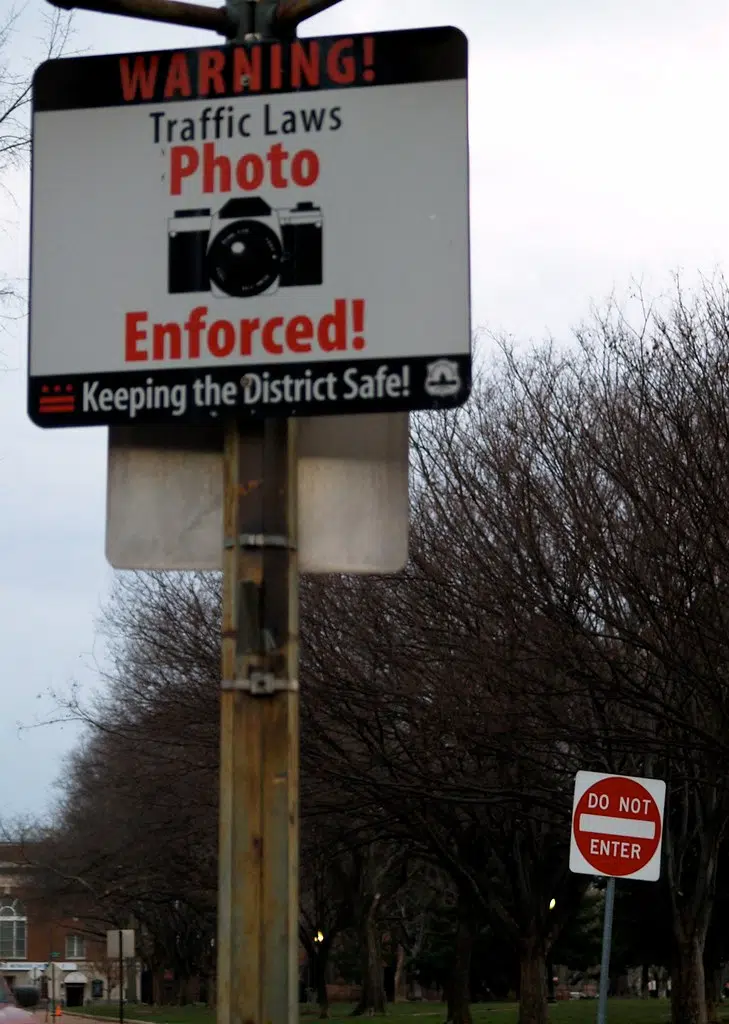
xmin=68 ymin=999 xmax=729 ymax=1024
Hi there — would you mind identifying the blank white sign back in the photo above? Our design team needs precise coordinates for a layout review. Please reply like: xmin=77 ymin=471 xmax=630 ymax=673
xmin=106 ymin=413 xmax=409 ymax=573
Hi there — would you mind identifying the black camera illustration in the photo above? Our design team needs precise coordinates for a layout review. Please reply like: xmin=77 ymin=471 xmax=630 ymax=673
xmin=167 ymin=197 xmax=324 ymax=298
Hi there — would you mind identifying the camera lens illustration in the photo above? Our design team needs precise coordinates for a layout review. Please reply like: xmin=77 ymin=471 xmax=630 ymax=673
xmin=208 ymin=218 xmax=282 ymax=298
xmin=168 ymin=197 xmax=323 ymax=298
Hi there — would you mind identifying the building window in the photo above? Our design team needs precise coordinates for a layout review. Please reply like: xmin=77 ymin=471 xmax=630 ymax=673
xmin=65 ymin=935 xmax=86 ymax=959
xmin=0 ymin=899 xmax=26 ymax=959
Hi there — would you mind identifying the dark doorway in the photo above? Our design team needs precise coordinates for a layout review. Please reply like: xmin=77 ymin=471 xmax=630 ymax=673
xmin=384 ymin=965 xmax=395 ymax=1003
xmin=140 ymin=970 xmax=154 ymax=1005
xmin=65 ymin=984 xmax=85 ymax=1007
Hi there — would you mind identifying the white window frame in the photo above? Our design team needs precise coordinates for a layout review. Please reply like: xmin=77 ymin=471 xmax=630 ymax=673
xmin=65 ymin=934 xmax=86 ymax=959
xmin=0 ymin=899 xmax=27 ymax=959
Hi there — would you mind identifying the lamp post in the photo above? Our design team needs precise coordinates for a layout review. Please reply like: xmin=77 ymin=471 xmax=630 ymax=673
xmin=547 ymin=900 xmax=556 ymax=1003
xmin=309 ymin=932 xmax=323 ymax=1003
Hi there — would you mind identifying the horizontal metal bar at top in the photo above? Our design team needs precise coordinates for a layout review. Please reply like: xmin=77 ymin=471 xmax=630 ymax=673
xmin=274 ymin=0 xmax=347 ymax=30
xmin=45 ymin=0 xmax=346 ymax=37
xmin=47 ymin=0 xmax=234 ymax=34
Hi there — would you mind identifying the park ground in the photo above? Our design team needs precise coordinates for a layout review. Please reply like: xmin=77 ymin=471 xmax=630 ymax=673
xmin=65 ymin=1001 xmax=729 ymax=1024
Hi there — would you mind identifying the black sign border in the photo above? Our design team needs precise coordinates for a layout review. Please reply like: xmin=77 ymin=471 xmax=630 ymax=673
xmin=32 ymin=26 xmax=467 ymax=111
xmin=29 ymin=355 xmax=472 ymax=428
xmin=29 ymin=26 xmax=472 ymax=427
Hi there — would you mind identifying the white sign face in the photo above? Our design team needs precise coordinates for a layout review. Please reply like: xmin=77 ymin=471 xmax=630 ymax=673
xmin=29 ymin=28 xmax=470 ymax=428
xmin=569 ymin=771 xmax=666 ymax=882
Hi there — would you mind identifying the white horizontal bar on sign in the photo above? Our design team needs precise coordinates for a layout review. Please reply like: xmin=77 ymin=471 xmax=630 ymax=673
xmin=579 ymin=814 xmax=656 ymax=840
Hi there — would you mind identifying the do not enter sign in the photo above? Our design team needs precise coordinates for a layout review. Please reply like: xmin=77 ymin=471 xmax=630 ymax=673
xmin=569 ymin=771 xmax=666 ymax=882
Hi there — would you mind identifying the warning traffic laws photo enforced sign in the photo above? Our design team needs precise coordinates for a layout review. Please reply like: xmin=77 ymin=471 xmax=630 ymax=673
xmin=28 ymin=26 xmax=470 ymax=428
xmin=569 ymin=771 xmax=666 ymax=882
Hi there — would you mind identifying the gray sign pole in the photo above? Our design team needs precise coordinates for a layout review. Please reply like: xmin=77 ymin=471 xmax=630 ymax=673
xmin=118 ymin=929 xmax=124 ymax=1024
xmin=596 ymin=877 xmax=616 ymax=1024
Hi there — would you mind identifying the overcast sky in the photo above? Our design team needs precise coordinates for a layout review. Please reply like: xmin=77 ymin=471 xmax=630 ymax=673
xmin=1 ymin=0 xmax=727 ymax=818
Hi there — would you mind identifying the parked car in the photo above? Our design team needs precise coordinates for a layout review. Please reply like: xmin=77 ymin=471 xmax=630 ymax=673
xmin=0 ymin=976 xmax=34 ymax=1023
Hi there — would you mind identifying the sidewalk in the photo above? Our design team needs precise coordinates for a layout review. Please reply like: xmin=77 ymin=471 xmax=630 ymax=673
xmin=33 ymin=1012 xmax=159 ymax=1024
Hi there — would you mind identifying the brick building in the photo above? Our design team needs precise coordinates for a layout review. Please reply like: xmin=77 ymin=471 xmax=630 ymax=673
xmin=0 ymin=845 xmax=137 ymax=1007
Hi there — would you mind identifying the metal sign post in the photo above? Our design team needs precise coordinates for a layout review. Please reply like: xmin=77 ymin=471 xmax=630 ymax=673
xmin=118 ymin=929 xmax=124 ymax=1024
xmin=596 ymin=877 xmax=616 ymax=1024
xmin=47 ymin=952 xmax=54 ymax=1020
xmin=106 ymin=930 xmax=134 ymax=1024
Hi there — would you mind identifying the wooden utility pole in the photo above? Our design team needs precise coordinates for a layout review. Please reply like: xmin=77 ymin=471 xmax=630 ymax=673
xmin=219 ymin=416 xmax=299 ymax=1024
xmin=215 ymin=7 xmax=311 ymax=1019
xmin=211 ymin=8 xmax=309 ymax=1024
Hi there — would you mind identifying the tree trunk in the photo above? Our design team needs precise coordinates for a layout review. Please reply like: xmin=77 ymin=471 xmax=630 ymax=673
xmin=351 ymin=897 xmax=386 ymax=1016
xmin=313 ymin=951 xmax=330 ymax=1019
xmin=641 ymin=963 xmax=649 ymax=998
xmin=705 ymin=965 xmax=721 ymax=1024
xmin=125 ymin=958 xmax=137 ymax=1004
xmin=445 ymin=914 xmax=473 ymax=1024
xmin=665 ymin=796 xmax=720 ymax=1024
xmin=393 ymin=946 xmax=407 ymax=1003
xmin=177 ymin=976 xmax=192 ymax=1006
xmin=672 ymin=938 xmax=707 ymax=1024
xmin=518 ymin=936 xmax=548 ymax=1024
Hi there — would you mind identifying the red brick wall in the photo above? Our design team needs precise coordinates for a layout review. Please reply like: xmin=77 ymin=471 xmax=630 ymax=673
xmin=25 ymin=916 xmax=106 ymax=964
xmin=0 ymin=845 xmax=106 ymax=965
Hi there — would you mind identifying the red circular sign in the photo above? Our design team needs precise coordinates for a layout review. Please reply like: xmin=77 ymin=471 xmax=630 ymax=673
xmin=573 ymin=776 xmax=662 ymax=877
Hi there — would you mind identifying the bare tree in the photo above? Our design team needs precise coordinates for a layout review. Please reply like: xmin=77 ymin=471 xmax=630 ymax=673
xmin=0 ymin=6 xmax=72 ymax=307
xmin=36 ymin=572 xmax=221 ymax=999
xmin=0 ymin=8 xmax=72 ymax=170
xmin=300 ymin=539 xmax=590 ymax=1024
xmin=475 ymin=277 xmax=729 ymax=1024
xmin=300 ymin=275 xmax=729 ymax=1024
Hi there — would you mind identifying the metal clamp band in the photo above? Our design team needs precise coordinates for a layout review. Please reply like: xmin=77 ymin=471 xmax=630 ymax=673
xmin=222 ymin=672 xmax=299 ymax=696
xmin=224 ymin=533 xmax=294 ymax=550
